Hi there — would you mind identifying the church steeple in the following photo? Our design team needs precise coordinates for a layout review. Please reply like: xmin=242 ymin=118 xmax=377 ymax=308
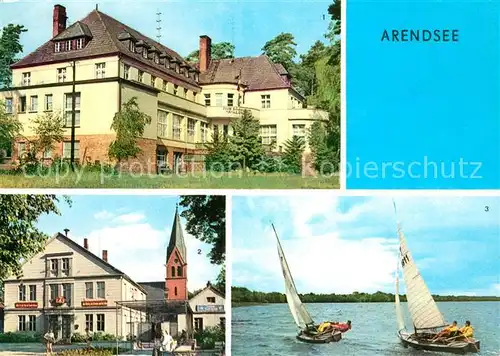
xmin=165 ymin=203 xmax=188 ymax=301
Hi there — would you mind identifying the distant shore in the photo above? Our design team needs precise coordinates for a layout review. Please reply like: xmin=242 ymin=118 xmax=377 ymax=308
xmin=232 ymin=287 xmax=500 ymax=306
xmin=233 ymin=299 xmax=500 ymax=307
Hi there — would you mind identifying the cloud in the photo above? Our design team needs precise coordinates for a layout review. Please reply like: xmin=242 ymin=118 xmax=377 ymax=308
xmin=112 ymin=212 xmax=146 ymax=224
xmin=72 ymin=221 xmax=218 ymax=291
xmin=94 ymin=210 xmax=115 ymax=220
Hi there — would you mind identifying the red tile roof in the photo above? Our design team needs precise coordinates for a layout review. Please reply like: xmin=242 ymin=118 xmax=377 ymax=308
xmin=199 ymin=55 xmax=292 ymax=91
xmin=11 ymin=9 xmax=199 ymax=87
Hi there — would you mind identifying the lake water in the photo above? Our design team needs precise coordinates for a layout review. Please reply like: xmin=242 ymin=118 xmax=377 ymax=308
xmin=232 ymin=302 xmax=500 ymax=356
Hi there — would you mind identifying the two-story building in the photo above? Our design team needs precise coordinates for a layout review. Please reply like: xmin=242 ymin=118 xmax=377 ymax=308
xmin=189 ymin=282 xmax=225 ymax=332
xmin=2 ymin=232 xmax=147 ymax=341
xmin=0 ymin=4 xmax=327 ymax=172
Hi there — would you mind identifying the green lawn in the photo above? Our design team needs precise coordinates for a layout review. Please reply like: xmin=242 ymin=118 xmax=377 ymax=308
xmin=0 ymin=170 xmax=339 ymax=189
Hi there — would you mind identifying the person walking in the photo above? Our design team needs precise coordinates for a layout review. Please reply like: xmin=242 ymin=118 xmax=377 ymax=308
xmin=43 ymin=329 xmax=55 ymax=355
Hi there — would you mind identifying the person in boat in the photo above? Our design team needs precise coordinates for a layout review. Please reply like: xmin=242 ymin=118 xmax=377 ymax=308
xmin=432 ymin=321 xmax=458 ymax=340
xmin=317 ymin=321 xmax=333 ymax=333
xmin=332 ymin=320 xmax=351 ymax=333
xmin=459 ymin=320 xmax=474 ymax=338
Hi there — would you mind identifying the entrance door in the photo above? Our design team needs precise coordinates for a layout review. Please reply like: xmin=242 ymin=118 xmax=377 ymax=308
xmin=48 ymin=315 xmax=59 ymax=340
xmin=194 ymin=318 xmax=204 ymax=332
xmin=61 ymin=315 xmax=71 ymax=341
xmin=173 ymin=152 xmax=183 ymax=174
xmin=169 ymin=321 xmax=178 ymax=337
xmin=156 ymin=146 xmax=167 ymax=174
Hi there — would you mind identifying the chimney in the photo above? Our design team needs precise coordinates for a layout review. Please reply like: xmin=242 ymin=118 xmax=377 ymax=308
xmin=207 ymin=281 xmax=211 ymax=288
xmin=199 ymin=35 xmax=212 ymax=72
xmin=83 ymin=238 xmax=88 ymax=249
xmin=102 ymin=250 xmax=108 ymax=262
xmin=63 ymin=228 xmax=70 ymax=237
xmin=53 ymin=5 xmax=67 ymax=38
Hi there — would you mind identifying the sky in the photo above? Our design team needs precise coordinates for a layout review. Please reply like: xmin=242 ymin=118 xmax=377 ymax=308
xmin=232 ymin=195 xmax=500 ymax=296
xmin=36 ymin=195 xmax=220 ymax=291
xmin=0 ymin=0 xmax=333 ymax=59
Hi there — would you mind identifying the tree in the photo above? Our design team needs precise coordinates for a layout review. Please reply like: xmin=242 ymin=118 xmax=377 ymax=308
xmin=308 ymin=121 xmax=338 ymax=174
xmin=0 ymin=195 xmax=70 ymax=281
xmin=186 ymin=42 xmax=235 ymax=63
xmin=0 ymin=24 xmax=27 ymax=88
xmin=29 ymin=112 xmax=65 ymax=158
xmin=282 ymin=136 xmax=305 ymax=174
xmin=291 ymin=41 xmax=328 ymax=96
xmin=229 ymin=109 xmax=264 ymax=171
xmin=179 ymin=195 xmax=225 ymax=265
xmin=108 ymin=97 xmax=152 ymax=166
xmin=261 ymin=32 xmax=297 ymax=71
xmin=0 ymin=102 xmax=21 ymax=161
xmin=215 ymin=265 xmax=225 ymax=293
xmin=204 ymin=132 xmax=234 ymax=172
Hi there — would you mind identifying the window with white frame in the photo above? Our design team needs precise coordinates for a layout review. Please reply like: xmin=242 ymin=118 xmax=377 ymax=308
xmin=260 ymin=125 xmax=277 ymax=145
xmin=129 ymin=41 xmax=135 ymax=52
xmin=85 ymin=282 xmax=93 ymax=299
xmin=227 ymin=93 xmax=234 ymax=107
xmin=138 ymin=70 xmax=144 ymax=82
xmin=187 ymin=119 xmax=195 ymax=141
xmin=18 ymin=316 xmax=26 ymax=331
xmin=174 ymin=85 xmax=179 ymax=96
xmin=50 ymin=284 xmax=58 ymax=301
xmin=22 ymin=72 xmax=31 ymax=86
xmin=63 ymin=141 xmax=80 ymax=159
xmin=19 ymin=97 xmax=26 ymax=112
xmin=43 ymin=148 xmax=52 ymax=159
xmin=123 ymin=64 xmax=130 ymax=80
xmin=215 ymin=93 xmax=223 ymax=107
xmin=97 ymin=314 xmax=105 ymax=332
xmin=85 ymin=314 xmax=93 ymax=331
xmin=29 ymin=96 xmax=38 ymax=112
xmin=28 ymin=315 xmax=36 ymax=331
xmin=151 ymin=75 xmax=156 ymax=87
xmin=183 ymin=88 xmax=187 ymax=98
xmin=157 ymin=110 xmax=168 ymax=138
xmin=292 ymin=124 xmax=306 ymax=138
xmin=142 ymin=48 xmax=148 ymax=59
xmin=162 ymin=80 xmax=167 ymax=91
xmin=19 ymin=284 xmax=26 ymax=301
xmin=261 ymin=94 xmax=271 ymax=108
xmin=17 ymin=142 xmax=26 ymax=158
xmin=76 ymin=38 xmax=84 ymax=49
xmin=204 ymin=94 xmax=211 ymax=106
xmin=66 ymin=40 xmax=72 ymax=51
xmin=97 ymin=282 xmax=105 ymax=299
xmin=5 ymin=98 xmax=13 ymax=113
xmin=55 ymin=42 xmax=61 ymax=52
xmin=44 ymin=94 xmax=53 ymax=111
xmin=95 ymin=63 xmax=106 ymax=79
xmin=172 ymin=114 xmax=182 ymax=140
xmin=201 ymin=122 xmax=208 ymax=143
xmin=64 ymin=93 xmax=81 ymax=127
xmin=29 ymin=285 xmax=36 ymax=301
xmin=57 ymin=68 xmax=66 ymax=83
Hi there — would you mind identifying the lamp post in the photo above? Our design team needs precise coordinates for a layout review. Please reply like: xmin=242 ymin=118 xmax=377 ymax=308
xmin=70 ymin=60 xmax=77 ymax=171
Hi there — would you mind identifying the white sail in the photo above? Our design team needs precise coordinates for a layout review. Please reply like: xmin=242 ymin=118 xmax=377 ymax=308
xmin=273 ymin=225 xmax=314 ymax=329
xmin=397 ymin=223 xmax=446 ymax=330
xmin=395 ymin=253 xmax=406 ymax=331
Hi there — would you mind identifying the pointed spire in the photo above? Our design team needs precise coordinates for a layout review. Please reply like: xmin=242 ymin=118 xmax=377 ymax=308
xmin=166 ymin=204 xmax=187 ymax=263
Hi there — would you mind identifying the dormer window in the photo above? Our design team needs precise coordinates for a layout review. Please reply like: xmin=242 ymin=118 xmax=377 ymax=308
xmin=130 ymin=41 xmax=135 ymax=52
xmin=165 ymin=59 xmax=170 ymax=69
xmin=55 ymin=42 xmax=61 ymax=53
xmin=175 ymin=64 xmax=180 ymax=73
xmin=66 ymin=40 xmax=72 ymax=51
xmin=154 ymin=54 xmax=159 ymax=64
xmin=142 ymin=49 xmax=148 ymax=59
xmin=76 ymin=38 xmax=84 ymax=50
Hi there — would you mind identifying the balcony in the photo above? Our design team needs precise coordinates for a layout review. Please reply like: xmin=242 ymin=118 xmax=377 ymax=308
xmin=206 ymin=106 xmax=260 ymax=120
xmin=288 ymin=107 xmax=329 ymax=121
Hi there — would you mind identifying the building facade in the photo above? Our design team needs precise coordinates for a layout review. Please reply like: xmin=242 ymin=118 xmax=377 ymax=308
xmin=189 ymin=282 xmax=225 ymax=332
xmin=2 ymin=233 xmax=146 ymax=341
xmin=0 ymin=4 xmax=327 ymax=172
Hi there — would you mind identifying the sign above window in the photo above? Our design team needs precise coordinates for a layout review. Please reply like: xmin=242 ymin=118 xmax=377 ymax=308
xmin=82 ymin=300 xmax=107 ymax=307
xmin=15 ymin=302 xmax=38 ymax=309
xmin=195 ymin=305 xmax=224 ymax=312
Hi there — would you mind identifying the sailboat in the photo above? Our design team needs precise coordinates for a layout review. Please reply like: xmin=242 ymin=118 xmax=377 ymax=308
xmin=393 ymin=202 xmax=480 ymax=354
xmin=272 ymin=224 xmax=342 ymax=344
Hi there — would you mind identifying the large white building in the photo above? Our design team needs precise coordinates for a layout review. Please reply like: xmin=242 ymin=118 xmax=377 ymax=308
xmin=2 ymin=232 xmax=147 ymax=341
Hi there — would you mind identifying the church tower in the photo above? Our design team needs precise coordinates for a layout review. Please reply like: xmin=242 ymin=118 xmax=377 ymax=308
xmin=165 ymin=205 xmax=188 ymax=300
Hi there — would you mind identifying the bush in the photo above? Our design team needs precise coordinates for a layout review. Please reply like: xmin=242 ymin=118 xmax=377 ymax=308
xmin=71 ymin=333 xmax=86 ymax=343
xmin=0 ymin=331 xmax=42 ymax=343
xmin=256 ymin=155 xmax=291 ymax=173
xmin=194 ymin=326 xmax=225 ymax=350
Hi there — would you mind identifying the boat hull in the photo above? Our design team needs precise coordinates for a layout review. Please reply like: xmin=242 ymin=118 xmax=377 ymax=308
xmin=398 ymin=331 xmax=480 ymax=354
xmin=296 ymin=331 xmax=342 ymax=344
